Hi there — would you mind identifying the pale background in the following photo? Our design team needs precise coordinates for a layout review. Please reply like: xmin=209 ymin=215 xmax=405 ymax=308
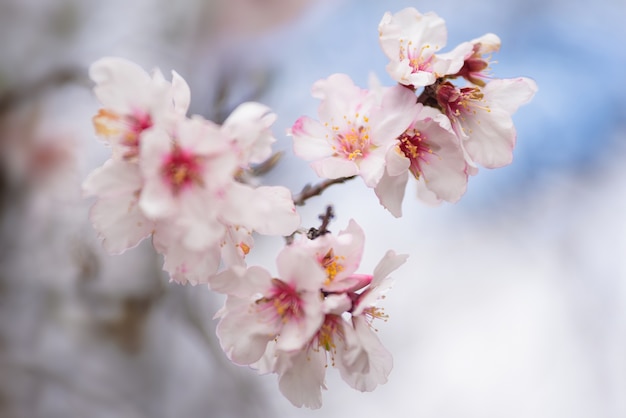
xmin=1 ymin=0 xmax=625 ymax=417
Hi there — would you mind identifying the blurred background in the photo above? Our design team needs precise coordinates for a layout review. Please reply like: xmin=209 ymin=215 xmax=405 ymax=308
xmin=1 ymin=0 xmax=625 ymax=417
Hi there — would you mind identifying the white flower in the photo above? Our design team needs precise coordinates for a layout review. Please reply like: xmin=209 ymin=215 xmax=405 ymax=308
xmin=211 ymin=246 xmax=326 ymax=365
xmin=375 ymin=104 xmax=468 ymax=215
xmin=291 ymin=73 xmax=420 ymax=187
xmin=378 ymin=8 xmax=471 ymax=88
xmin=90 ymin=57 xmax=190 ymax=161
xmin=436 ymin=77 xmax=538 ymax=168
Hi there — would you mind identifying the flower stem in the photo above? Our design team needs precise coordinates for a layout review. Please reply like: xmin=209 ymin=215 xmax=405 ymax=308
xmin=292 ymin=176 xmax=356 ymax=207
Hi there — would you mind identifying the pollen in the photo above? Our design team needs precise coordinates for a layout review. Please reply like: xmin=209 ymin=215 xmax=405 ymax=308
xmin=161 ymin=145 xmax=204 ymax=195
xmin=238 ymin=242 xmax=250 ymax=255
xmin=398 ymin=129 xmax=434 ymax=179
xmin=320 ymin=249 xmax=346 ymax=285
xmin=334 ymin=122 xmax=371 ymax=161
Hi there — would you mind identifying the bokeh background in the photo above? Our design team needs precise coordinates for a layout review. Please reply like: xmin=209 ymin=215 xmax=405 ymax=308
xmin=1 ymin=0 xmax=625 ymax=417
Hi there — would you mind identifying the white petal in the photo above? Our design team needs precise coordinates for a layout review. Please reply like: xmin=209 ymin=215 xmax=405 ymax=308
xmin=89 ymin=194 xmax=153 ymax=254
xmin=374 ymin=171 xmax=409 ymax=218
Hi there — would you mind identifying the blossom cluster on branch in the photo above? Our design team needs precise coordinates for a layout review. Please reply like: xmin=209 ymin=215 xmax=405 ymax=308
xmin=83 ymin=7 xmax=536 ymax=409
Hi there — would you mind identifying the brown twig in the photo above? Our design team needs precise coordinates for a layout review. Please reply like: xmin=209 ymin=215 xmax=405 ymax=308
xmin=292 ymin=176 xmax=356 ymax=207
xmin=306 ymin=205 xmax=334 ymax=239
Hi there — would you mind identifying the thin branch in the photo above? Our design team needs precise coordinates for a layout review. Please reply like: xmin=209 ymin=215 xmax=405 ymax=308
xmin=306 ymin=205 xmax=334 ymax=239
xmin=292 ymin=176 xmax=356 ymax=207
xmin=0 ymin=67 xmax=87 ymax=115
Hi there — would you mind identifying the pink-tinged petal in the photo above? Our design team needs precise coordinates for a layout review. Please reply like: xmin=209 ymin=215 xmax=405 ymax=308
xmin=170 ymin=70 xmax=190 ymax=114
xmin=82 ymin=159 xmax=142 ymax=198
xmin=311 ymin=73 xmax=365 ymax=122
xmin=290 ymin=116 xmax=334 ymax=160
xmin=357 ymin=150 xmax=386 ymax=187
xmin=220 ymin=182 xmax=298 ymax=236
xmin=415 ymin=179 xmax=443 ymax=206
xmin=461 ymin=106 xmax=516 ymax=168
xmin=276 ymin=289 xmax=324 ymax=352
xmin=276 ymin=347 xmax=327 ymax=409
xmin=415 ymin=119 xmax=468 ymax=202
xmin=176 ymin=192 xmax=225 ymax=250
xmin=374 ymin=170 xmax=409 ymax=218
xmin=322 ymin=294 xmax=352 ymax=315
xmin=337 ymin=316 xmax=393 ymax=392
xmin=370 ymin=85 xmax=420 ymax=146
xmin=353 ymin=250 xmax=406 ymax=316
xmin=385 ymin=145 xmax=410 ymax=177
xmin=311 ymin=157 xmax=359 ymax=179
xmin=220 ymin=225 xmax=254 ymax=268
xmin=433 ymin=41 xmax=473 ymax=76
xmin=485 ymin=77 xmax=538 ymax=114
xmin=248 ymin=186 xmax=300 ymax=236
xmin=372 ymin=250 xmax=408 ymax=285
xmin=89 ymin=194 xmax=154 ymax=254
xmin=139 ymin=177 xmax=177 ymax=219
xmin=216 ymin=296 xmax=279 ymax=365
xmin=177 ymin=116 xmax=228 ymax=157
xmin=329 ymin=274 xmax=372 ymax=293
xmin=470 ymin=33 xmax=501 ymax=54
xmin=90 ymin=57 xmax=153 ymax=112
xmin=223 ymin=102 xmax=277 ymax=164
xmin=209 ymin=265 xmax=272 ymax=298
xmin=159 ymin=240 xmax=221 ymax=285
xmin=276 ymin=246 xmax=326 ymax=292
xmin=138 ymin=128 xmax=171 ymax=178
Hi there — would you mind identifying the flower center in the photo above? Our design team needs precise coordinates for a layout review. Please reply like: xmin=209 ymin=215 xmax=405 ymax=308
xmin=326 ymin=112 xmax=372 ymax=161
xmin=316 ymin=315 xmax=343 ymax=357
xmin=93 ymin=109 xmax=153 ymax=160
xmin=161 ymin=145 xmax=203 ymax=194
xmin=320 ymin=249 xmax=346 ymax=285
xmin=398 ymin=129 xmax=433 ymax=179
xmin=257 ymin=279 xmax=304 ymax=323
xmin=437 ymin=83 xmax=489 ymax=119
xmin=399 ymin=41 xmax=434 ymax=73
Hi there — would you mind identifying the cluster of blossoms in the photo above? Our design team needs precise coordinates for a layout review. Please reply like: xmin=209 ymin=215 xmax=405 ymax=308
xmin=291 ymin=7 xmax=537 ymax=214
xmin=83 ymin=57 xmax=300 ymax=284
xmin=211 ymin=220 xmax=407 ymax=408
xmin=83 ymin=7 xmax=535 ymax=409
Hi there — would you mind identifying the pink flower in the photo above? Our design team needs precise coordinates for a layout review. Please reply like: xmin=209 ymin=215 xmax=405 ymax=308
xmin=139 ymin=117 xmax=235 ymax=251
xmin=436 ymin=77 xmax=538 ymax=168
xmin=211 ymin=246 xmax=327 ymax=365
xmin=453 ymin=33 xmax=501 ymax=87
xmin=375 ymin=104 xmax=468 ymax=216
xmin=90 ymin=57 xmax=190 ymax=161
xmin=291 ymin=73 xmax=420 ymax=187
xmin=337 ymin=250 xmax=407 ymax=392
xmin=250 ymin=250 xmax=408 ymax=408
xmin=294 ymin=219 xmax=369 ymax=292
xmin=378 ymin=8 xmax=471 ymax=88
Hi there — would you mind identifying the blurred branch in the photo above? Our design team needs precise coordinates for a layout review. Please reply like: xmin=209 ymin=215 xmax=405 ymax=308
xmin=0 ymin=67 xmax=88 ymax=115
xmin=293 ymin=176 xmax=356 ymax=206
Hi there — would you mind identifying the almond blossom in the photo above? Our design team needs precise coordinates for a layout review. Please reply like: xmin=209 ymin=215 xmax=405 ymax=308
xmin=375 ymin=104 xmax=468 ymax=215
xmin=90 ymin=57 xmax=190 ymax=161
xmin=378 ymin=8 xmax=471 ymax=88
xmin=248 ymin=248 xmax=408 ymax=409
xmin=290 ymin=73 xmax=420 ymax=188
xmin=211 ymin=246 xmax=327 ymax=365
xmin=294 ymin=219 xmax=368 ymax=292
xmin=436 ymin=77 xmax=538 ymax=168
